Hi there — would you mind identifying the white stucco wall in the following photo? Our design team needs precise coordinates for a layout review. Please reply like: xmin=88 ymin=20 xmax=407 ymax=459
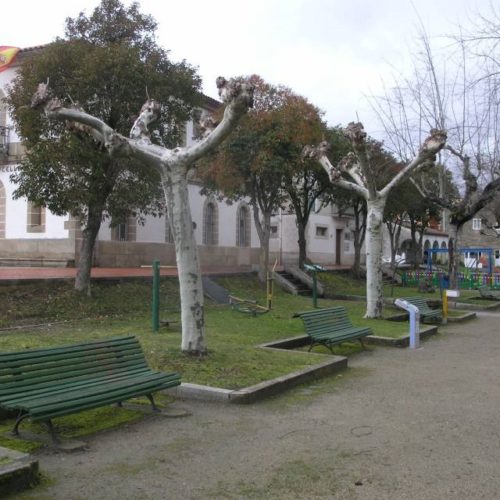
xmin=0 ymin=167 xmax=69 ymax=239
xmin=269 ymin=212 xmax=355 ymax=266
xmin=98 ymin=183 xmax=260 ymax=248
xmin=135 ymin=214 xmax=164 ymax=243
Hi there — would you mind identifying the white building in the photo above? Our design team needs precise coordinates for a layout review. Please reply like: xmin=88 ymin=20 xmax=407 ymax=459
xmin=1 ymin=46 xmax=445 ymax=270
xmin=0 ymin=47 xmax=262 ymax=268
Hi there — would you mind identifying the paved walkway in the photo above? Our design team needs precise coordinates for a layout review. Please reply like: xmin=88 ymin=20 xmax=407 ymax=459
xmin=0 ymin=265 xmax=253 ymax=282
xmin=0 ymin=264 xmax=352 ymax=282
xmin=14 ymin=311 xmax=500 ymax=499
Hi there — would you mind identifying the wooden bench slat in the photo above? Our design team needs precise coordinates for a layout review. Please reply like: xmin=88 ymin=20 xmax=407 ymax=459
xmin=0 ymin=336 xmax=140 ymax=363
xmin=0 ymin=350 xmax=146 ymax=377
xmin=7 ymin=372 xmax=178 ymax=411
xmin=29 ymin=376 xmax=181 ymax=422
xmin=0 ymin=343 xmax=143 ymax=368
xmin=0 ymin=369 xmax=169 ymax=406
xmin=0 ymin=352 xmax=146 ymax=384
xmin=0 ymin=364 xmax=150 ymax=397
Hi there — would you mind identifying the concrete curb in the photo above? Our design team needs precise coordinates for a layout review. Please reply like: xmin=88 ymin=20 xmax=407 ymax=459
xmin=451 ymin=301 xmax=500 ymax=311
xmin=166 ymin=347 xmax=347 ymax=404
xmin=365 ymin=325 xmax=439 ymax=348
xmin=0 ymin=446 xmax=39 ymax=495
xmin=447 ymin=311 xmax=477 ymax=322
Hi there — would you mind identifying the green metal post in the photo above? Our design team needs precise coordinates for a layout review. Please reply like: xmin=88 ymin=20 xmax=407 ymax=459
xmin=152 ymin=260 xmax=160 ymax=332
xmin=312 ymin=270 xmax=318 ymax=308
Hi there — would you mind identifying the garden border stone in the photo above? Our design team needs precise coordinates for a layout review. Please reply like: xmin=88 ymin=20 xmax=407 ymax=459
xmin=166 ymin=344 xmax=347 ymax=404
xmin=0 ymin=446 xmax=39 ymax=495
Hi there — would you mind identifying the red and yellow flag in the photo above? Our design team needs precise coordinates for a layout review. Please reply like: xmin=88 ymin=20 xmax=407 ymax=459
xmin=0 ymin=46 xmax=20 ymax=73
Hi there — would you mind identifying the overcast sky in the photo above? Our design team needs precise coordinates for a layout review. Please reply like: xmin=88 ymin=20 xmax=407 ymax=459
xmin=2 ymin=0 xmax=492 ymax=132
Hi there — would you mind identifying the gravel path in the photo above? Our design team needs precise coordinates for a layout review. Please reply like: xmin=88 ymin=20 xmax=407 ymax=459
xmin=15 ymin=311 xmax=500 ymax=499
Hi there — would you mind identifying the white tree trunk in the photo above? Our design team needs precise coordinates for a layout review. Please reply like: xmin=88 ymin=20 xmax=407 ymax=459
xmin=365 ymin=197 xmax=386 ymax=318
xmin=308 ymin=125 xmax=446 ymax=319
xmin=163 ymin=169 xmax=206 ymax=353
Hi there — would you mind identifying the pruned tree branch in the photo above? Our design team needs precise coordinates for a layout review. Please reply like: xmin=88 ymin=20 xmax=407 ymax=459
xmin=31 ymin=77 xmax=254 ymax=171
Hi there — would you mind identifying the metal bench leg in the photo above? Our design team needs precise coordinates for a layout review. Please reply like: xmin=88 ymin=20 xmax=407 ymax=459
xmin=146 ymin=394 xmax=161 ymax=413
xmin=359 ymin=338 xmax=365 ymax=349
xmin=12 ymin=411 xmax=28 ymax=436
xmin=116 ymin=402 xmax=123 ymax=407
xmin=44 ymin=419 xmax=60 ymax=444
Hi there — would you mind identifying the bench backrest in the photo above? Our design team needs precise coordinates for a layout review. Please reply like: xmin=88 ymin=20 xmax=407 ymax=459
xmin=0 ymin=336 xmax=148 ymax=398
xmin=295 ymin=307 xmax=353 ymax=334
xmin=400 ymin=296 xmax=433 ymax=312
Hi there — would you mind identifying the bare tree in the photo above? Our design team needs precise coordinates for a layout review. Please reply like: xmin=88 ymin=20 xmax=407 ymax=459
xmin=371 ymin=27 xmax=500 ymax=288
xmin=305 ymin=125 xmax=446 ymax=318
xmin=30 ymin=77 xmax=253 ymax=355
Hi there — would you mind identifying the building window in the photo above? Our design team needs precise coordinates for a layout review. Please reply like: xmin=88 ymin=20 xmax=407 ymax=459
xmin=270 ymin=225 xmax=278 ymax=238
xmin=315 ymin=226 xmax=328 ymax=238
xmin=111 ymin=217 xmax=136 ymax=241
xmin=344 ymin=231 xmax=351 ymax=241
xmin=472 ymin=218 xmax=482 ymax=231
xmin=111 ymin=222 xmax=127 ymax=241
xmin=236 ymin=204 xmax=250 ymax=247
xmin=203 ymin=199 xmax=218 ymax=245
xmin=27 ymin=202 xmax=45 ymax=233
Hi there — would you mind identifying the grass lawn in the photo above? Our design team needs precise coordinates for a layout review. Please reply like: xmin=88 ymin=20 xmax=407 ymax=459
xmin=0 ymin=271 xmax=466 ymax=451
xmin=0 ymin=274 xmax=417 ymax=389
xmin=319 ymin=270 xmax=485 ymax=302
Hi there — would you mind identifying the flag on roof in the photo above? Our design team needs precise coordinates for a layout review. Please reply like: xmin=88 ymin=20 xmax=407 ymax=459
xmin=0 ymin=46 xmax=20 ymax=73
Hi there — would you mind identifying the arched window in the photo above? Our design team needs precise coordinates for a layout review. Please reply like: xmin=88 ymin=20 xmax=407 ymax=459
xmin=203 ymin=199 xmax=218 ymax=245
xmin=236 ymin=203 xmax=251 ymax=247
xmin=0 ymin=181 xmax=5 ymax=238
xmin=432 ymin=241 xmax=439 ymax=263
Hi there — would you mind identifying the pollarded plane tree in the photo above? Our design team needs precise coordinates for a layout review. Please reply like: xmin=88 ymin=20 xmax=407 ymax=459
xmin=30 ymin=77 xmax=253 ymax=355
xmin=305 ymin=124 xmax=446 ymax=318
xmin=371 ymin=26 xmax=500 ymax=288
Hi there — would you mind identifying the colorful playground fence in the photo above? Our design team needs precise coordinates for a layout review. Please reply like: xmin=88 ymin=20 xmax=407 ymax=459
xmin=401 ymin=270 xmax=500 ymax=290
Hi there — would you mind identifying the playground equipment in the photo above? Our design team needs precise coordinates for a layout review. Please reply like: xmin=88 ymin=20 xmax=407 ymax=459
xmin=427 ymin=247 xmax=493 ymax=274
xmin=304 ymin=263 xmax=326 ymax=308
xmin=150 ymin=260 xmax=179 ymax=332
xmin=229 ymin=295 xmax=269 ymax=316
xmin=229 ymin=260 xmax=277 ymax=316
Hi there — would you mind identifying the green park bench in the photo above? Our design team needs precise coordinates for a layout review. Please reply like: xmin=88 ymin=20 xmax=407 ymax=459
xmin=294 ymin=306 xmax=372 ymax=353
xmin=478 ymin=285 xmax=500 ymax=300
xmin=399 ymin=296 xmax=442 ymax=323
xmin=0 ymin=336 xmax=181 ymax=442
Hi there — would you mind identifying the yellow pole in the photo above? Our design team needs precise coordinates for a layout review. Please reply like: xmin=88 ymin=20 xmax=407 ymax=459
xmin=442 ymin=290 xmax=448 ymax=325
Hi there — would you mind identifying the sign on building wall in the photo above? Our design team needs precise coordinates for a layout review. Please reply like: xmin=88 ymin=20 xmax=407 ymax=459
xmin=0 ymin=46 xmax=20 ymax=73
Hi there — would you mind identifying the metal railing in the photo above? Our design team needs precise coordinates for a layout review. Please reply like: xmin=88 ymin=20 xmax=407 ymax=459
xmin=401 ymin=270 xmax=500 ymax=290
